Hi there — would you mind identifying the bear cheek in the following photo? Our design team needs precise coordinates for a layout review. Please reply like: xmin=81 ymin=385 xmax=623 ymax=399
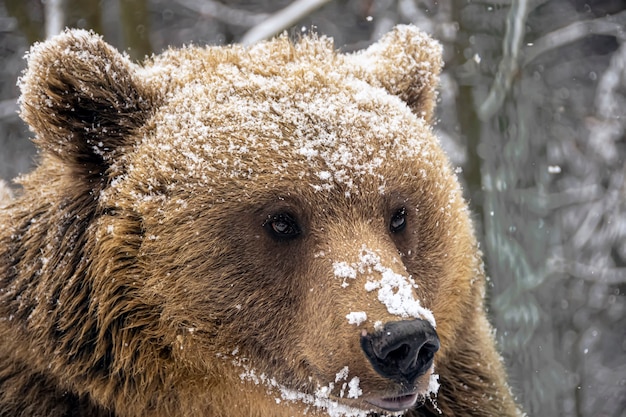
xmin=421 ymin=215 xmax=479 ymax=362
xmin=295 ymin=289 xmax=393 ymax=398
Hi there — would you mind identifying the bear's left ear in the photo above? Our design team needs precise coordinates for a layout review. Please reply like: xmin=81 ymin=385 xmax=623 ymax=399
xmin=346 ymin=25 xmax=443 ymax=122
xmin=18 ymin=29 xmax=158 ymax=175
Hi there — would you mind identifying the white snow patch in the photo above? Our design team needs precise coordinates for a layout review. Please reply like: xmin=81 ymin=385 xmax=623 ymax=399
xmin=347 ymin=377 xmax=362 ymax=399
xmin=238 ymin=363 xmax=374 ymax=417
xmin=279 ymin=385 xmax=372 ymax=417
xmin=335 ymin=366 xmax=350 ymax=399
xmin=335 ymin=366 xmax=350 ymax=383
xmin=233 ymin=349 xmax=372 ymax=417
xmin=428 ymin=372 xmax=440 ymax=395
xmin=356 ymin=246 xmax=436 ymax=327
xmin=318 ymin=170 xmax=333 ymax=180
xmin=426 ymin=372 xmax=442 ymax=414
xmin=346 ymin=311 xmax=367 ymax=326
xmin=333 ymin=261 xmax=357 ymax=287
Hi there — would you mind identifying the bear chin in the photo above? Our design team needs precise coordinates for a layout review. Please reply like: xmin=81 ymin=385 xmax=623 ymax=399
xmin=365 ymin=393 xmax=420 ymax=413
xmin=236 ymin=362 xmax=436 ymax=416
xmin=346 ymin=368 xmax=437 ymax=414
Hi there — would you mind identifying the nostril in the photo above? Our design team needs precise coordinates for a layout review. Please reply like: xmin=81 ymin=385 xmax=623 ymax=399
xmin=361 ymin=319 xmax=439 ymax=385
xmin=386 ymin=343 xmax=411 ymax=364
xmin=416 ymin=341 xmax=438 ymax=370
xmin=423 ymin=341 xmax=438 ymax=358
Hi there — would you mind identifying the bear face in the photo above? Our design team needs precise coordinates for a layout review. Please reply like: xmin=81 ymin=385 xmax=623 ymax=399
xmin=0 ymin=27 xmax=521 ymax=417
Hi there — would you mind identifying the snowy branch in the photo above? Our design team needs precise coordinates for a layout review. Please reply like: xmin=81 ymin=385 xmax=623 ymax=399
xmin=477 ymin=0 xmax=530 ymax=120
xmin=587 ymin=40 xmax=626 ymax=164
xmin=44 ymin=0 xmax=64 ymax=39
xmin=171 ymin=0 xmax=269 ymax=27
xmin=523 ymin=9 xmax=626 ymax=66
xmin=240 ymin=0 xmax=334 ymax=46
xmin=549 ymin=258 xmax=626 ymax=285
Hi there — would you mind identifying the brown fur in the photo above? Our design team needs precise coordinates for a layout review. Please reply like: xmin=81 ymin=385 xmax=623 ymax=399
xmin=0 ymin=27 xmax=522 ymax=416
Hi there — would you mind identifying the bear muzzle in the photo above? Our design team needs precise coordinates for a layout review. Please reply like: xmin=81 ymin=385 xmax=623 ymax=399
xmin=360 ymin=319 xmax=439 ymax=388
xmin=358 ymin=319 xmax=439 ymax=411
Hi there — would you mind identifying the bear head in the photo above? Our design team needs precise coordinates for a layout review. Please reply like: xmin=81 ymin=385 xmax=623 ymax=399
xmin=2 ymin=26 xmax=517 ymax=417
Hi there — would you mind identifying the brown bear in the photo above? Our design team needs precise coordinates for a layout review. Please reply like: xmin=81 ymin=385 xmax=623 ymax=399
xmin=0 ymin=26 xmax=522 ymax=417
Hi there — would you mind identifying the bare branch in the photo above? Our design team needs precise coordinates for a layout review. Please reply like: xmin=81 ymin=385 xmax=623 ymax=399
xmin=549 ymin=257 xmax=626 ymax=285
xmin=523 ymin=10 xmax=626 ymax=66
xmin=586 ymin=40 xmax=626 ymax=164
xmin=171 ymin=0 xmax=269 ymax=27
xmin=240 ymin=0 xmax=334 ymax=46
xmin=477 ymin=0 xmax=530 ymax=120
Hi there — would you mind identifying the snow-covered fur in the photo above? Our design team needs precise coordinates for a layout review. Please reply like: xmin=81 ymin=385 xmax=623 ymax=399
xmin=0 ymin=27 xmax=522 ymax=417
xmin=0 ymin=180 xmax=12 ymax=208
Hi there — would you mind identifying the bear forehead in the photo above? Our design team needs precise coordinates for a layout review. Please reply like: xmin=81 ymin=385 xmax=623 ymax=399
xmin=126 ymin=58 xmax=445 ymax=199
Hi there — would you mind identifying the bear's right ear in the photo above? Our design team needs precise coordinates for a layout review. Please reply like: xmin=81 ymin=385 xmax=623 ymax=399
xmin=18 ymin=29 xmax=158 ymax=175
xmin=346 ymin=25 xmax=443 ymax=123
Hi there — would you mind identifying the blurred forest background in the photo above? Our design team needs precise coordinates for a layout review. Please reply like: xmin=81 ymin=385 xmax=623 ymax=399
xmin=1 ymin=0 xmax=625 ymax=416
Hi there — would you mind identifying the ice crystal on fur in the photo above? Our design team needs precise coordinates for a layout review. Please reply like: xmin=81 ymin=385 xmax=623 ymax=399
xmin=239 ymin=363 xmax=373 ymax=417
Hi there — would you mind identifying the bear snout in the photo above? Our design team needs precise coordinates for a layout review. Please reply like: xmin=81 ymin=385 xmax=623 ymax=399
xmin=360 ymin=319 xmax=439 ymax=386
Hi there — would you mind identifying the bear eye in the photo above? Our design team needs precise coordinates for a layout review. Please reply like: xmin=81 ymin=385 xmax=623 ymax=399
xmin=389 ymin=208 xmax=407 ymax=233
xmin=264 ymin=213 xmax=301 ymax=240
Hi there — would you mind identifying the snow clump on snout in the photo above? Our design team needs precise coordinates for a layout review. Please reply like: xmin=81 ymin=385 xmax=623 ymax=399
xmin=333 ymin=245 xmax=436 ymax=328
xmin=360 ymin=246 xmax=436 ymax=327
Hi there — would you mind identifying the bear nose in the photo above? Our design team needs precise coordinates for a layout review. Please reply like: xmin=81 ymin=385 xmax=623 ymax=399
xmin=360 ymin=319 xmax=439 ymax=385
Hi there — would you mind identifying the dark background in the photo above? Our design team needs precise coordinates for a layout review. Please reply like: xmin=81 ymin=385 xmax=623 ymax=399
xmin=1 ymin=1 xmax=625 ymax=416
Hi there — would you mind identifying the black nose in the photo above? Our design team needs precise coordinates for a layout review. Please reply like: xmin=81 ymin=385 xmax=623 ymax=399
xmin=360 ymin=319 xmax=439 ymax=385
